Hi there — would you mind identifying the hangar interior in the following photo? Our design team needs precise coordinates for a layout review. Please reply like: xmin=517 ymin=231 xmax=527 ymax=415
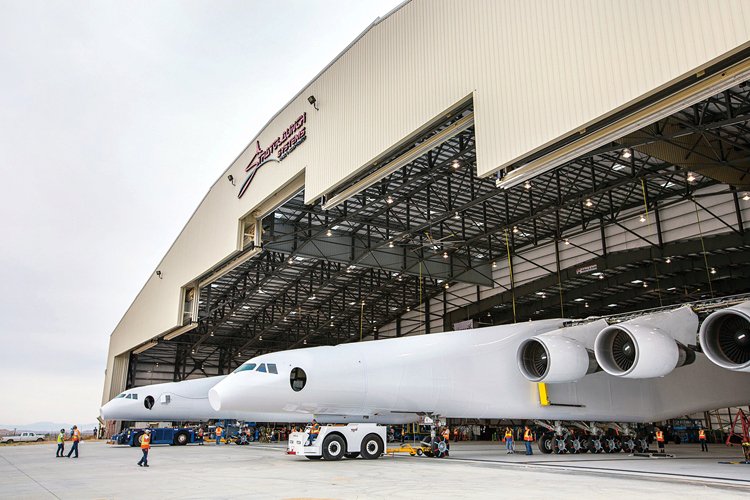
xmin=126 ymin=77 xmax=750 ymax=402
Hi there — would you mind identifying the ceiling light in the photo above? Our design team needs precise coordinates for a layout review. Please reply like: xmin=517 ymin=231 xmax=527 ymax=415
xmin=621 ymin=148 xmax=632 ymax=159
xmin=639 ymin=214 xmax=646 ymax=223
xmin=349 ymin=301 xmax=356 ymax=306
xmin=665 ymin=257 xmax=671 ymax=264
xmin=443 ymin=251 xmax=449 ymax=259
xmin=687 ymin=172 xmax=696 ymax=183
xmin=329 ymin=321 xmax=334 ymax=327
xmin=584 ymin=302 xmax=589 ymax=308
xmin=523 ymin=180 xmax=531 ymax=190
xmin=667 ymin=287 xmax=676 ymax=291
xmin=406 ymin=306 xmax=411 ymax=312
xmin=326 ymin=229 xmax=332 ymax=237
xmin=386 ymin=195 xmax=394 ymax=204
xmin=303 ymin=339 xmax=307 ymax=345
xmin=743 ymin=193 xmax=750 ymax=201
xmin=608 ymin=303 xmax=618 ymax=307
xmin=388 ymin=241 xmax=394 ymax=248
xmin=710 ymin=267 xmax=717 ymax=275
xmin=642 ymin=282 xmax=648 ymax=288
xmin=564 ymin=239 xmax=570 ymax=245
xmin=453 ymin=211 xmax=460 ymax=219
xmin=191 ymin=349 xmax=195 ymax=354
xmin=242 ymin=305 xmax=250 ymax=309
xmin=492 ymin=261 xmax=497 ymax=268
xmin=210 ymin=332 xmax=214 ymax=337
xmin=452 ymin=159 xmax=460 ymax=169
xmin=444 ymin=283 xmax=450 ymax=289
xmin=631 ymin=279 xmax=643 ymax=284
xmin=585 ymin=198 xmax=593 ymax=207
xmin=512 ymin=225 xmax=519 ymax=234
xmin=288 ymin=258 xmax=294 ymax=264
xmin=598 ymin=274 xmax=604 ymax=280
xmin=574 ymin=298 xmax=584 ymax=302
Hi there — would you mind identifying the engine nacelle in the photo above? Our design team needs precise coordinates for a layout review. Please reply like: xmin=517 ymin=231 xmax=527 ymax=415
xmin=699 ymin=301 xmax=750 ymax=372
xmin=517 ymin=320 xmax=606 ymax=383
xmin=594 ymin=307 xmax=697 ymax=379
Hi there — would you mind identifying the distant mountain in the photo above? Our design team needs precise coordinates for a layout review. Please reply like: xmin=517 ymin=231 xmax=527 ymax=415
xmin=0 ymin=422 xmax=99 ymax=433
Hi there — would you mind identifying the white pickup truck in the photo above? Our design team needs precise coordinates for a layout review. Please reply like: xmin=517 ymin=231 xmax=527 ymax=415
xmin=1 ymin=432 xmax=46 ymax=443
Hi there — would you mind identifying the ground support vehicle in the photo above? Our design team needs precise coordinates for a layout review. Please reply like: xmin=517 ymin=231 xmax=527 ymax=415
xmin=112 ymin=427 xmax=196 ymax=446
xmin=287 ymin=423 xmax=386 ymax=461
xmin=0 ymin=432 xmax=45 ymax=443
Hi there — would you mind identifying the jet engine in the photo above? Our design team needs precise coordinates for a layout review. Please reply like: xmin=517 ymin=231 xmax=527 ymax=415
xmin=594 ymin=306 xmax=697 ymax=379
xmin=698 ymin=301 xmax=750 ymax=372
xmin=517 ymin=320 xmax=607 ymax=383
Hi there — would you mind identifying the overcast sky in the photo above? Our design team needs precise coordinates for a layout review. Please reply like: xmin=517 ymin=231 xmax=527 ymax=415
xmin=0 ymin=0 xmax=403 ymax=426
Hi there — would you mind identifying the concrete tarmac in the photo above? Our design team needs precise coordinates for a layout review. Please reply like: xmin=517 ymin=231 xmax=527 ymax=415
xmin=0 ymin=440 xmax=748 ymax=499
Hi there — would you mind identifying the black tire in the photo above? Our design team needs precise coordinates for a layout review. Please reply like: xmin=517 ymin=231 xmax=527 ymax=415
xmin=174 ymin=432 xmax=189 ymax=446
xmin=538 ymin=432 xmax=554 ymax=454
xmin=306 ymin=455 xmax=323 ymax=460
xmin=360 ymin=433 xmax=384 ymax=460
xmin=6 ymin=440 xmax=13 ymax=444
xmin=604 ymin=437 xmax=620 ymax=453
xmin=345 ymin=452 xmax=359 ymax=459
xmin=570 ymin=436 xmax=587 ymax=454
xmin=554 ymin=435 xmax=571 ymax=454
xmin=416 ymin=449 xmax=423 ymax=456
xmin=587 ymin=437 xmax=604 ymax=454
xmin=322 ymin=434 xmax=346 ymax=461
xmin=36 ymin=438 xmax=44 ymax=442
xmin=132 ymin=432 xmax=143 ymax=447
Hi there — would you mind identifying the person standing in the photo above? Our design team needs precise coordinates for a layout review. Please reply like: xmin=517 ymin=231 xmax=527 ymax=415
xmin=215 ymin=425 xmax=223 ymax=445
xmin=55 ymin=429 xmax=65 ymax=458
xmin=698 ymin=428 xmax=708 ymax=452
xmin=503 ymin=427 xmax=514 ymax=454
xmin=655 ymin=428 xmax=665 ymax=453
xmin=137 ymin=429 xmax=151 ymax=467
xmin=523 ymin=426 xmax=534 ymax=455
xmin=66 ymin=426 xmax=81 ymax=458
xmin=197 ymin=426 xmax=204 ymax=445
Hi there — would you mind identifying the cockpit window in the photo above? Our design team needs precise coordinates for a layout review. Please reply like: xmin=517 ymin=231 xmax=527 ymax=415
xmin=116 ymin=393 xmax=126 ymax=398
xmin=267 ymin=363 xmax=278 ymax=374
xmin=233 ymin=363 xmax=257 ymax=373
xmin=257 ymin=363 xmax=267 ymax=373
xmin=130 ymin=394 xmax=138 ymax=400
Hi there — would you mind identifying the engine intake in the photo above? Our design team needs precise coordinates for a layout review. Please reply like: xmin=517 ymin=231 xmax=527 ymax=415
xmin=517 ymin=320 xmax=606 ymax=383
xmin=594 ymin=307 xmax=697 ymax=379
xmin=699 ymin=301 xmax=750 ymax=372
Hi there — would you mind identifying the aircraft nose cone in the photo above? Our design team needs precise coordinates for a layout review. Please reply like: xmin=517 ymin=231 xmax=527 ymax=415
xmin=208 ymin=387 xmax=222 ymax=411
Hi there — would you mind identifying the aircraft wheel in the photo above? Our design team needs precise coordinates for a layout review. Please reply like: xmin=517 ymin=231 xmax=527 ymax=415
xmin=570 ymin=436 xmax=587 ymax=454
xmin=538 ymin=432 xmax=554 ymax=454
xmin=360 ymin=433 xmax=384 ymax=460
xmin=587 ymin=437 xmax=604 ymax=454
xmin=553 ymin=435 xmax=571 ymax=454
xmin=604 ymin=437 xmax=620 ymax=453
xmin=345 ymin=452 xmax=359 ymax=459
xmin=635 ymin=438 xmax=648 ymax=453
xmin=621 ymin=438 xmax=636 ymax=453
xmin=322 ymin=434 xmax=346 ymax=461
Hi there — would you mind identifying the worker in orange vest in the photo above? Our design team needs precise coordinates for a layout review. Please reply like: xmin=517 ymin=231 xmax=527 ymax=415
xmin=308 ymin=419 xmax=321 ymax=444
xmin=442 ymin=427 xmax=450 ymax=442
xmin=698 ymin=428 xmax=708 ymax=452
xmin=66 ymin=425 xmax=81 ymax=458
xmin=137 ymin=429 xmax=151 ymax=467
xmin=523 ymin=426 xmax=534 ymax=455
xmin=503 ymin=427 xmax=514 ymax=454
xmin=215 ymin=425 xmax=223 ymax=445
xmin=655 ymin=428 xmax=665 ymax=453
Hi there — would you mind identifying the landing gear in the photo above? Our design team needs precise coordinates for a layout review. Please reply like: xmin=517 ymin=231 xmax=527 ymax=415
xmin=587 ymin=436 xmax=604 ymax=453
xmin=538 ymin=432 xmax=554 ymax=454
xmin=553 ymin=435 xmax=572 ymax=454
xmin=603 ymin=436 xmax=621 ymax=453
xmin=569 ymin=435 xmax=588 ymax=454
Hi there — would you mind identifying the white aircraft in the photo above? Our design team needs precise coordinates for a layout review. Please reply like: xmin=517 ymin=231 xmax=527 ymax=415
xmin=205 ymin=303 xmax=750 ymax=423
xmin=100 ymin=370 xmax=416 ymax=424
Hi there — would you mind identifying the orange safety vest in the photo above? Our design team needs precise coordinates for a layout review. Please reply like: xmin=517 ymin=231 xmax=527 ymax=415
xmin=141 ymin=434 xmax=150 ymax=449
xmin=442 ymin=429 xmax=450 ymax=440
xmin=72 ymin=429 xmax=80 ymax=442
xmin=698 ymin=430 xmax=706 ymax=440
xmin=656 ymin=431 xmax=664 ymax=442
xmin=310 ymin=423 xmax=320 ymax=435
xmin=216 ymin=427 xmax=222 ymax=437
xmin=523 ymin=429 xmax=533 ymax=442
xmin=504 ymin=430 xmax=513 ymax=440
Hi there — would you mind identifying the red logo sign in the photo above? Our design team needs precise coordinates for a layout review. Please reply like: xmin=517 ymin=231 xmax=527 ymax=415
xmin=238 ymin=112 xmax=307 ymax=198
